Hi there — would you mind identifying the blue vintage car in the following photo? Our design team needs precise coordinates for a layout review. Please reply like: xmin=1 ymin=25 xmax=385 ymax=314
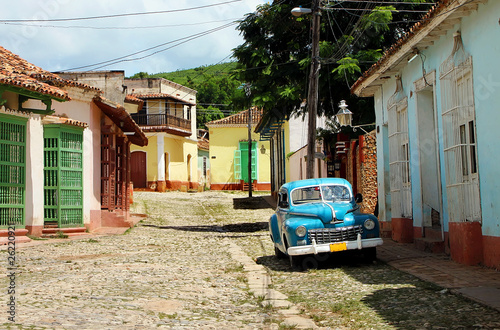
xmin=269 ymin=178 xmax=383 ymax=268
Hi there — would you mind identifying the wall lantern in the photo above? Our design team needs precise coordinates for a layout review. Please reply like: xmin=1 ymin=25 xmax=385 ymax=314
xmin=336 ymin=100 xmax=353 ymax=127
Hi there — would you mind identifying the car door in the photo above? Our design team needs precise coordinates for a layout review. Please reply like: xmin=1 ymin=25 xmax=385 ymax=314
xmin=275 ymin=188 xmax=289 ymax=249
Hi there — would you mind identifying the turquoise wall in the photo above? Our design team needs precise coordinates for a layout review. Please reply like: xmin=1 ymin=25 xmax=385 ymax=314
xmin=374 ymin=0 xmax=500 ymax=237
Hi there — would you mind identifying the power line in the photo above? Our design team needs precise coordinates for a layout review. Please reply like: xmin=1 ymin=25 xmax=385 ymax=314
xmin=1 ymin=18 xmax=240 ymax=30
xmin=63 ymin=22 xmax=237 ymax=71
xmin=0 ymin=0 xmax=242 ymax=22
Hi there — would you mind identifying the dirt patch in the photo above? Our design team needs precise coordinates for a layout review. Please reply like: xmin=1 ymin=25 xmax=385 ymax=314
xmin=143 ymin=299 xmax=184 ymax=314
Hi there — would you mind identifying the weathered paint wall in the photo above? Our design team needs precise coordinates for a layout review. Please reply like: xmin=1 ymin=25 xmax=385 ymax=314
xmin=368 ymin=0 xmax=499 ymax=267
xmin=464 ymin=1 xmax=500 ymax=238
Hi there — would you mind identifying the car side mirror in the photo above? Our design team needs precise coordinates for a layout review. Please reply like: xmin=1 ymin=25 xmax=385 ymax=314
xmin=279 ymin=201 xmax=289 ymax=208
xmin=355 ymin=193 xmax=363 ymax=204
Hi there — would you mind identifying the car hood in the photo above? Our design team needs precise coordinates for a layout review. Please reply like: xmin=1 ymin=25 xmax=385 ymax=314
xmin=289 ymin=202 xmax=353 ymax=223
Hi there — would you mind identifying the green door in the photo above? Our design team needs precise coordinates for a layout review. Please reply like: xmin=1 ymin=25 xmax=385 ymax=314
xmin=236 ymin=142 xmax=257 ymax=183
xmin=0 ymin=114 xmax=26 ymax=228
xmin=44 ymin=125 xmax=84 ymax=228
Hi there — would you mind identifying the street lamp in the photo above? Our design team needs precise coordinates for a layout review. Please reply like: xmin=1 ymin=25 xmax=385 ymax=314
xmin=336 ymin=100 xmax=353 ymax=127
xmin=335 ymin=100 xmax=375 ymax=134
xmin=292 ymin=0 xmax=321 ymax=179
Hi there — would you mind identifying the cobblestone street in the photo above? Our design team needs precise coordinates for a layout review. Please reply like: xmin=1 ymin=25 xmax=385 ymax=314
xmin=2 ymin=191 xmax=500 ymax=329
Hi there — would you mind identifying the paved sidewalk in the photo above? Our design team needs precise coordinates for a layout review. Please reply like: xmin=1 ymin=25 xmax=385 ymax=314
xmin=377 ymin=238 xmax=500 ymax=312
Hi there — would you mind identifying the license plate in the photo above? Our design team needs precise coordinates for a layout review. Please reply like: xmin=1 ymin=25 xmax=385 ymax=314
xmin=330 ymin=242 xmax=347 ymax=252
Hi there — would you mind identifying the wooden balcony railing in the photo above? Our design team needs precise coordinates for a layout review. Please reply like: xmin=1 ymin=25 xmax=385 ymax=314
xmin=131 ymin=113 xmax=191 ymax=131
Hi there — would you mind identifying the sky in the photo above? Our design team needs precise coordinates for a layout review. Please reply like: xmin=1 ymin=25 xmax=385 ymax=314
xmin=0 ymin=0 xmax=267 ymax=76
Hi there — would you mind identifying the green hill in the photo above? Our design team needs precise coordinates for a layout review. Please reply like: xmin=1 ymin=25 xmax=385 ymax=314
xmin=129 ymin=62 xmax=238 ymax=88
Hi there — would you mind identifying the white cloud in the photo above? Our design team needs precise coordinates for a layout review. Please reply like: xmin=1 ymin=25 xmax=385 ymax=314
xmin=0 ymin=0 xmax=266 ymax=76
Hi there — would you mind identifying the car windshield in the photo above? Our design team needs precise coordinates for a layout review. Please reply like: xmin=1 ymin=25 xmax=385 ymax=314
xmin=291 ymin=185 xmax=351 ymax=205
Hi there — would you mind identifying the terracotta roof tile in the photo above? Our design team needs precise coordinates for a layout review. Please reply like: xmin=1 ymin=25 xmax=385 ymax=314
xmin=205 ymin=107 xmax=263 ymax=127
xmin=1 ymin=46 xmax=100 ymax=101
xmin=197 ymin=138 xmax=209 ymax=150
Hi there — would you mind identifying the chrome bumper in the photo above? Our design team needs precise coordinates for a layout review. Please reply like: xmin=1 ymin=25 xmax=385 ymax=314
xmin=287 ymin=235 xmax=383 ymax=256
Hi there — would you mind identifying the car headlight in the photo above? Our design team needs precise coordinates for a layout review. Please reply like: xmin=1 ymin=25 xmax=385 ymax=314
xmin=295 ymin=225 xmax=307 ymax=237
xmin=364 ymin=219 xmax=376 ymax=231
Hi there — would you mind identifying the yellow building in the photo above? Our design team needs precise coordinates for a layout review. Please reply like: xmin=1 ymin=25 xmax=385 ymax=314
xmin=206 ymin=108 xmax=270 ymax=191
xmin=125 ymin=78 xmax=198 ymax=191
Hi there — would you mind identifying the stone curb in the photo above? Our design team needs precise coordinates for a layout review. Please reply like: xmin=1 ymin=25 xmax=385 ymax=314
xmin=225 ymin=239 xmax=319 ymax=329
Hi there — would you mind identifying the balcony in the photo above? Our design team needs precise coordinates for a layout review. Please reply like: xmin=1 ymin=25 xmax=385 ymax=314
xmin=131 ymin=113 xmax=191 ymax=136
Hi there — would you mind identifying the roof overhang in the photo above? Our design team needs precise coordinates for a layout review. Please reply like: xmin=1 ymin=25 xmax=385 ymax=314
xmin=93 ymin=95 xmax=148 ymax=147
xmin=131 ymin=93 xmax=196 ymax=106
xmin=351 ymin=0 xmax=487 ymax=97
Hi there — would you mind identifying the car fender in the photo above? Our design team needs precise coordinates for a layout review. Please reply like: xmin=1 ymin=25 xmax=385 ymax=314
xmin=283 ymin=216 xmax=324 ymax=247
xmin=269 ymin=214 xmax=282 ymax=245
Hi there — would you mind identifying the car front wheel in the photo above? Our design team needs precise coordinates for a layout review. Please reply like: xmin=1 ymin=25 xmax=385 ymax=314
xmin=275 ymin=246 xmax=287 ymax=259
xmin=363 ymin=247 xmax=377 ymax=262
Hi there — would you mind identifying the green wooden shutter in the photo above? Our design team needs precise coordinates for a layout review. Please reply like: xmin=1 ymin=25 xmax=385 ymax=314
xmin=234 ymin=149 xmax=241 ymax=180
xmin=0 ymin=114 xmax=26 ymax=228
xmin=251 ymin=149 xmax=257 ymax=181
xmin=44 ymin=125 xmax=84 ymax=228
xmin=237 ymin=142 xmax=257 ymax=183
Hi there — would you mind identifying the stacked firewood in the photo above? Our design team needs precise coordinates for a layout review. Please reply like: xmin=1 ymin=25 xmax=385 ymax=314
xmin=359 ymin=133 xmax=377 ymax=214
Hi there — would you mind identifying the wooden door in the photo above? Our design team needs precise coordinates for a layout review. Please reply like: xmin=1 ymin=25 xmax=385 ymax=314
xmin=131 ymin=152 xmax=147 ymax=188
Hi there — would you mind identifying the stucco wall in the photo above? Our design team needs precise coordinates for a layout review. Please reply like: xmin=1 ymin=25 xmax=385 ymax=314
xmin=369 ymin=0 xmax=499 ymax=266
xmin=209 ymin=126 xmax=270 ymax=186
xmin=130 ymin=133 xmax=198 ymax=186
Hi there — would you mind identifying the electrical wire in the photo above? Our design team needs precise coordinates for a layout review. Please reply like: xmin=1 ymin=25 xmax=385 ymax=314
xmin=63 ymin=22 xmax=237 ymax=71
xmin=0 ymin=18 xmax=240 ymax=30
xmin=0 ymin=0 xmax=242 ymax=22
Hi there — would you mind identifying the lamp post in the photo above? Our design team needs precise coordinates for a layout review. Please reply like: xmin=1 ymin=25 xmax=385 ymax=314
xmin=292 ymin=0 xmax=321 ymax=179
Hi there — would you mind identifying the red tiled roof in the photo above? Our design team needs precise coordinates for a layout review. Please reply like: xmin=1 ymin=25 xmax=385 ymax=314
xmin=205 ymin=107 xmax=263 ymax=127
xmin=1 ymin=46 xmax=70 ymax=101
xmin=0 ymin=46 xmax=100 ymax=101
xmin=125 ymin=94 xmax=143 ymax=104
xmin=197 ymin=138 xmax=209 ymax=151
xmin=351 ymin=0 xmax=479 ymax=95
xmin=130 ymin=92 xmax=196 ymax=106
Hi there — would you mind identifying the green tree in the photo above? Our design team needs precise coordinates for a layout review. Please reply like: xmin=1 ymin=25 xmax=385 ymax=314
xmin=233 ymin=0 xmax=434 ymax=132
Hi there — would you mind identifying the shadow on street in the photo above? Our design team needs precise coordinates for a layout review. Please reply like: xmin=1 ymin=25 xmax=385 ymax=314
xmin=142 ymin=222 xmax=269 ymax=233
xmin=233 ymin=196 xmax=274 ymax=210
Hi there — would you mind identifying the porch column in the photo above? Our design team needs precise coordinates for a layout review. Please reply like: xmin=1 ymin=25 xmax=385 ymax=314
xmin=157 ymin=134 xmax=166 ymax=192
xmin=25 ymin=116 xmax=44 ymax=236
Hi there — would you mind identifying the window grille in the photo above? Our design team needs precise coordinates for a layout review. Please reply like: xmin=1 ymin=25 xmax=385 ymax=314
xmin=388 ymin=77 xmax=412 ymax=218
xmin=0 ymin=114 xmax=27 ymax=227
xmin=439 ymin=32 xmax=481 ymax=222
xmin=43 ymin=125 xmax=84 ymax=227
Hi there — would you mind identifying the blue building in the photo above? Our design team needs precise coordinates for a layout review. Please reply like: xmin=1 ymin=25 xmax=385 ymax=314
xmin=352 ymin=0 xmax=499 ymax=269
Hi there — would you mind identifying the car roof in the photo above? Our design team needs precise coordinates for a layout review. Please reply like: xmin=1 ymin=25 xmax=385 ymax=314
xmin=280 ymin=178 xmax=352 ymax=191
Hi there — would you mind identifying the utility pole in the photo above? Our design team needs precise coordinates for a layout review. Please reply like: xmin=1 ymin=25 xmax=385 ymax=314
xmin=244 ymin=84 xmax=253 ymax=198
xmin=306 ymin=0 xmax=321 ymax=179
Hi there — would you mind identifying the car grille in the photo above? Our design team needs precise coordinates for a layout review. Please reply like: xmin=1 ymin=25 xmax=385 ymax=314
xmin=308 ymin=225 xmax=363 ymax=244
